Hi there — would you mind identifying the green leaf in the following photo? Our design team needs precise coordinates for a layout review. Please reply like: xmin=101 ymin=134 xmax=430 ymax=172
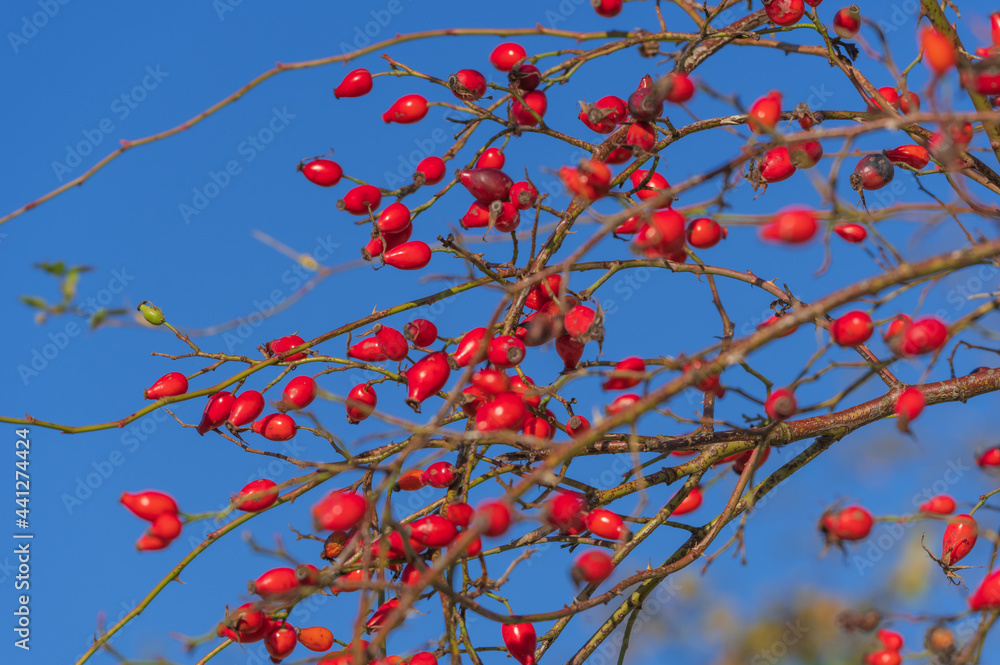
xmin=33 ymin=261 xmax=65 ymax=276
xmin=19 ymin=295 xmax=48 ymax=309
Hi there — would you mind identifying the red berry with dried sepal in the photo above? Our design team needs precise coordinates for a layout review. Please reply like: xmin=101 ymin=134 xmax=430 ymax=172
xmin=144 ymin=372 xmax=188 ymax=400
xmin=312 ymin=491 xmax=367 ymax=532
xmin=349 ymin=336 xmax=388 ymax=362
xmin=566 ymin=414 xmax=591 ymax=438
xmin=404 ymin=318 xmax=437 ymax=347
xmin=832 ymin=5 xmax=860 ymax=39
xmin=789 ymin=139 xmax=823 ymax=168
xmin=234 ymin=479 xmax=279 ymax=512
xmin=511 ymin=91 xmax=548 ymax=126
xmin=759 ymin=146 xmax=796 ymax=182
xmin=405 ymin=352 xmax=451 ymax=412
xmin=338 ymin=184 xmax=382 ymax=215
xmin=300 ymin=159 xmax=342 ymax=187
xmin=382 ymin=94 xmax=428 ymax=124
xmin=487 ymin=335 xmax=526 ymax=369
xmin=509 ymin=62 xmax=541 ymax=91
xmin=346 ymin=384 xmax=377 ymax=424
xmin=851 ymin=153 xmax=895 ymax=191
xmin=494 ymin=202 xmax=521 ymax=233
xmin=510 ymin=181 xmax=538 ymax=210
xmin=384 ymin=241 xmax=432 ymax=270
xmin=423 ymin=461 xmax=457 ymax=488
xmin=579 ymin=95 xmax=627 ymax=133
xmin=834 ymin=223 xmax=867 ymax=243
xmin=410 ymin=515 xmax=459 ymax=549
xmin=765 ymin=388 xmax=797 ymax=421
xmin=821 ymin=505 xmax=873 ymax=542
xmin=334 ymin=68 xmax=373 ymax=98
xmin=572 ymin=550 xmax=614 ymax=586
xmin=830 ymin=310 xmax=873 ymax=347
xmin=416 ymin=156 xmax=446 ymax=185
xmin=627 ymin=77 xmax=663 ymax=122
xmin=942 ymin=514 xmax=978 ymax=565
xmin=279 ymin=376 xmax=317 ymax=411
xmin=748 ymin=90 xmax=782 ymax=132
xmin=490 ymin=43 xmax=526 ymax=71
xmin=197 ymin=391 xmax=235 ymax=434
xmin=919 ymin=494 xmax=955 ymax=515
xmin=450 ymin=69 xmax=487 ymax=101
xmin=363 ymin=225 xmax=412 ymax=260
xmin=121 ymin=490 xmax=178 ymax=522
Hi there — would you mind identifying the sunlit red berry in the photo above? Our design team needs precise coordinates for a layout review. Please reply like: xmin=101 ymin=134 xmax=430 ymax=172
xmin=603 ymin=356 xmax=645 ymax=391
xmin=487 ymin=335 xmax=526 ymax=368
xmin=978 ymin=447 xmax=1000 ymax=470
xmin=789 ymin=139 xmax=823 ymax=168
xmin=509 ymin=62 xmax=542 ymax=91
xmin=144 ymin=372 xmax=188 ymax=400
xmin=592 ymin=0 xmax=623 ymax=17
xmin=233 ymin=479 xmax=279 ymax=512
xmin=382 ymin=94 xmax=429 ymax=124
xmin=942 ymin=514 xmax=978 ymax=565
xmin=121 ymin=490 xmax=178 ymax=522
xmin=832 ymin=5 xmax=860 ymax=39
xmin=261 ymin=413 xmax=296 ymax=441
xmin=894 ymin=386 xmax=926 ymax=424
xmin=898 ymin=317 xmax=947 ymax=356
xmin=502 ymin=623 xmax=537 ymax=665
xmin=759 ymin=146 xmax=796 ymax=182
xmin=300 ymin=159 xmax=342 ymax=187
xmin=279 ymin=376 xmax=317 ymax=412
xmin=248 ymin=567 xmax=299 ymax=599
xmin=477 ymin=501 xmax=513 ymax=537
xmin=834 ymin=223 xmax=867 ymax=243
xmin=442 ymin=502 xmax=475 ymax=527
xmin=763 ymin=0 xmax=804 ymax=26
xmin=921 ymin=27 xmax=957 ymax=75
xmin=149 ymin=512 xmax=183 ymax=540
xmin=406 ymin=352 xmax=451 ymax=412
xmin=511 ymin=91 xmax=548 ymax=126
xmin=885 ymin=144 xmax=929 ymax=169
xmin=423 ymin=461 xmax=457 ymax=488
xmin=346 ymin=384 xmax=377 ymax=424
xmin=416 ymin=156 xmax=447 ymax=186
xmin=969 ymin=569 xmax=1000 ymax=610
xmin=136 ymin=534 xmax=170 ymax=551
xmin=197 ymin=391 xmax=235 ymax=435
xmin=665 ymin=72 xmax=695 ymax=103
xmin=760 ymin=208 xmax=817 ymax=244
xmin=339 ymin=184 xmax=382 ymax=215
xmin=748 ymin=90 xmax=782 ymax=132
xmin=490 ymin=43 xmax=527 ymax=71
xmin=830 ymin=310 xmax=873 ymax=347
xmin=586 ymin=508 xmax=630 ymax=540
xmin=298 ymin=626 xmax=335 ymax=652
xmin=510 ymin=181 xmax=539 ymax=210
xmin=477 ymin=147 xmax=506 ymax=169
xmin=566 ymin=414 xmax=591 ymax=438
xmin=384 ymin=241 xmax=432 ymax=270
xmin=450 ymin=69 xmax=488 ymax=101
xmin=672 ymin=485 xmax=703 ymax=516
xmin=476 ymin=392 xmax=528 ymax=432
xmin=334 ymin=69 xmax=373 ymax=99
xmin=821 ymin=504 xmax=874 ymax=542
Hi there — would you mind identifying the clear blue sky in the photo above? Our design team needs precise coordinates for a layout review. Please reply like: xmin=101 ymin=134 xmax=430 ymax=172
xmin=2 ymin=1 xmax=998 ymax=664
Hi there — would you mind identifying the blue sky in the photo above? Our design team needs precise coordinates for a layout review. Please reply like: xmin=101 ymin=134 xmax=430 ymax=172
xmin=2 ymin=1 xmax=999 ymax=664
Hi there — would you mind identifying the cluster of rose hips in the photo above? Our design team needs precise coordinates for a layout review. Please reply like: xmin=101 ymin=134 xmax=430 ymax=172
xmin=120 ymin=490 xmax=183 ymax=551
